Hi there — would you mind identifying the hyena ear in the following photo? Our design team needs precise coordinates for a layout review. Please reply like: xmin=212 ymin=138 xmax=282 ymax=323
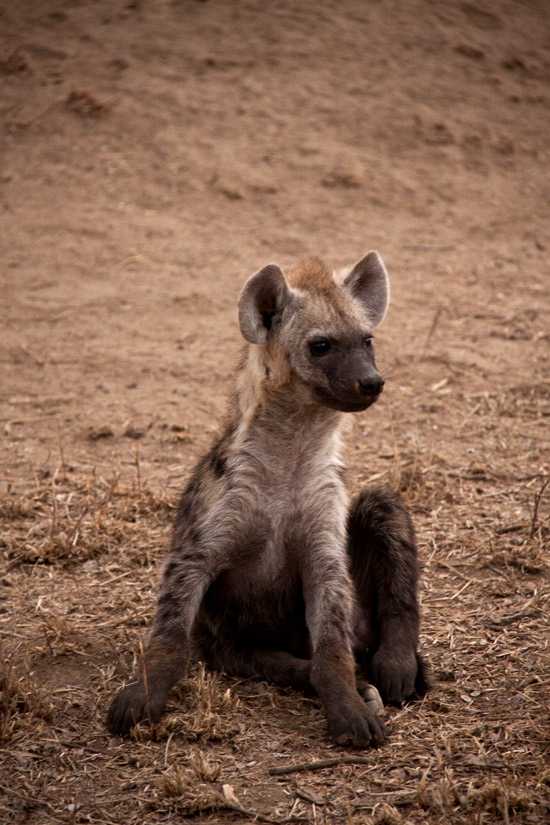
xmin=238 ymin=264 xmax=291 ymax=344
xmin=343 ymin=251 xmax=390 ymax=327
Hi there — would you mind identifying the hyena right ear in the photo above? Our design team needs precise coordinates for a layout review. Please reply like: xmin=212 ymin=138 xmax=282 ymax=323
xmin=238 ymin=264 xmax=291 ymax=344
xmin=344 ymin=251 xmax=390 ymax=328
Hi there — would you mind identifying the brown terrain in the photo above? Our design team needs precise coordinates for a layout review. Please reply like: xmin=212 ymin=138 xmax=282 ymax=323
xmin=1 ymin=1 xmax=549 ymax=823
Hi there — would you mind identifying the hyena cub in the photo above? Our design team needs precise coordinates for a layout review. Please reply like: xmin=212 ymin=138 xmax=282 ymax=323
xmin=107 ymin=251 xmax=428 ymax=747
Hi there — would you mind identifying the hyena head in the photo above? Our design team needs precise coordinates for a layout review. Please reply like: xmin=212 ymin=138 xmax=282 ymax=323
xmin=238 ymin=252 xmax=390 ymax=413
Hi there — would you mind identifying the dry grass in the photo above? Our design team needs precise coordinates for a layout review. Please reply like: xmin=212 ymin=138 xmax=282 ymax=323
xmin=0 ymin=470 xmax=174 ymax=566
xmin=1 ymin=390 xmax=548 ymax=825
xmin=0 ymin=649 xmax=53 ymax=743
xmin=1 ymin=356 xmax=550 ymax=825
xmin=1 ymin=220 xmax=549 ymax=825
xmin=1 ymin=309 xmax=549 ymax=823
xmin=130 ymin=663 xmax=243 ymax=745
xmin=1 ymin=434 xmax=548 ymax=824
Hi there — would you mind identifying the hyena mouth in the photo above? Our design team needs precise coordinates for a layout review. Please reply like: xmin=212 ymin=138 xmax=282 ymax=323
xmin=313 ymin=386 xmax=379 ymax=413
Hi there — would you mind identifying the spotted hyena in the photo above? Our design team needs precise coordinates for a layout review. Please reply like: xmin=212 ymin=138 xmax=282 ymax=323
xmin=107 ymin=251 xmax=428 ymax=746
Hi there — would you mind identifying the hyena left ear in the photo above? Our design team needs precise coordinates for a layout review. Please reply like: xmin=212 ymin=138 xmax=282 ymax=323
xmin=343 ymin=251 xmax=390 ymax=327
xmin=238 ymin=264 xmax=291 ymax=344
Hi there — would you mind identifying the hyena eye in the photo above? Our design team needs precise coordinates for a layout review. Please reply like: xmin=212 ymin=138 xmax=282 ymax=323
xmin=363 ymin=336 xmax=374 ymax=349
xmin=309 ymin=338 xmax=332 ymax=357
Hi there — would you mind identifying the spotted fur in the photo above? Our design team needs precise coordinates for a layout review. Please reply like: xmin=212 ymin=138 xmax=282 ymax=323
xmin=106 ymin=252 xmax=428 ymax=746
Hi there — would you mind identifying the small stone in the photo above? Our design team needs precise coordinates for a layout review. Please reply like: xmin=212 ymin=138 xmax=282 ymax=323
xmin=454 ymin=44 xmax=485 ymax=60
xmin=87 ymin=425 xmax=114 ymax=441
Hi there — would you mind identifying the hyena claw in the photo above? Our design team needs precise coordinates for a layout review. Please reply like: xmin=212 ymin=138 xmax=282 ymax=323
xmin=106 ymin=682 xmax=166 ymax=736
xmin=328 ymin=696 xmax=387 ymax=748
xmin=369 ymin=647 xmax=430 ymax=706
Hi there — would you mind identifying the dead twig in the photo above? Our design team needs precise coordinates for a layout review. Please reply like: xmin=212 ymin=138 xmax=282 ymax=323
xmin=529 ymin=477 xmax=549 ymax=538
xmin=484 ymin=609 xmax=541 ymax=628
xmin=223 ymin=799 xmax=304 ymax=824
xmin=269 ymin=756 xmax=373 ymax=776
xmin=421 ymin=305 xmax=444 ymax=358
xmin=353 ymin=789 xmax=417 ymax=807
xmin=294 ymin=786 xmax=326 ymax=805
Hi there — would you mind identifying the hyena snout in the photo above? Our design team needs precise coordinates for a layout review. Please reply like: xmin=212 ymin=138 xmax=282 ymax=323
xmin=356 ymin=373 xmax=385 ymax=399
xmin=314 ymin=359 xmax=385 ymax=412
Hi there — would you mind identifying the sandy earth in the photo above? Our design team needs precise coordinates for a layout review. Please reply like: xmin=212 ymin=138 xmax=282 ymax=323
xmin=1 ymin=1 xmax=549 ymax=823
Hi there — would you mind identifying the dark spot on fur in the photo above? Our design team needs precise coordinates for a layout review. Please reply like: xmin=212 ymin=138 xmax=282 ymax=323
xmin=158 ymin=591 xmax=177 ymax=608
xmin=158 ymin=606 xmax=178 ymax=624
xmin=230 ymin=519 xmax=270 ymax=562
xmin=156 ymin=592 xmax=179 ymax=623
xmin=189 ymin=526 xmax=202 ymax=545
xmin=163 ymin=560 xmax=179 ymax=579
xmin=210 ymin=451 xmax=226 ymax=478
xmin=335 ymin=464 xmax=346 ymax=482
xmin=176 ymin=486 xmax=198 ymax=523
xmin=172 ymin=567 xmax=198 ymax=589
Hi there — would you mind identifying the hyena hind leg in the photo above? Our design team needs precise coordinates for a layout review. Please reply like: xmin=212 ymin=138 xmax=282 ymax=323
xmin=196 ymin=627 xmax=312 ymax=691
xmin=348 ymin=486 xmax=430 ymax=705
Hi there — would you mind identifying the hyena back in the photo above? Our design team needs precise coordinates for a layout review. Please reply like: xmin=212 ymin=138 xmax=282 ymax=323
xmin=107 ymin=251 xmax=429 ymax=746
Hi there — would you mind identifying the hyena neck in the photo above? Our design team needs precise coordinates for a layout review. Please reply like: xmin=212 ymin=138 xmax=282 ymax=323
xmin=229 ymin=345 xmax=345 ymax=460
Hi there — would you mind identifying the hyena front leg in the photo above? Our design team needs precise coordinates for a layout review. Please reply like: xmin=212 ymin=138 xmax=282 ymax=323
xmin=348 ymin=487 xmax=429 ymax=705
xmin=303 ymin=554 xmax=387 ymax=748
xmin=107 ymin=553 xmax=209 ymax=736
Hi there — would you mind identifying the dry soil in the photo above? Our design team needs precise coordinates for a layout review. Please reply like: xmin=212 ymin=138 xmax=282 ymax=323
xmin=1 ymin=2 xmax=549 ymax=824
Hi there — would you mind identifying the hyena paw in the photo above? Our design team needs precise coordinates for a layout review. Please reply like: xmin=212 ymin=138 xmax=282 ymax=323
xmin=369 ymin=646 xmax=422 ymax=705
xmin=106 ymin=681 xmax=166 ymax=736
xmin=327 ymin=696 xmax=387 ymax=748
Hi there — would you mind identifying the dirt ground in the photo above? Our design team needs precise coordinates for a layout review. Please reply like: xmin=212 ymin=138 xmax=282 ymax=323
xmin=1 ymin=1 xmax=549 ymax=823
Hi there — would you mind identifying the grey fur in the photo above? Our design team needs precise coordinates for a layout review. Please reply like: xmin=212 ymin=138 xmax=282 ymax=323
xmin=106 ymin=253 xmax=428 ymax=746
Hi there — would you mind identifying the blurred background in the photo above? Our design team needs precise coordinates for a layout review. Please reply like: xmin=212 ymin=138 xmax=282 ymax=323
xmin=1 ymin=0 xmax=548 ymax=481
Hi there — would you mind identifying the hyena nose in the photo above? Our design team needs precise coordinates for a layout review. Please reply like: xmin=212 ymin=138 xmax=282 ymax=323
xmin=357 ymin=376 xmax=385 ymax=397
